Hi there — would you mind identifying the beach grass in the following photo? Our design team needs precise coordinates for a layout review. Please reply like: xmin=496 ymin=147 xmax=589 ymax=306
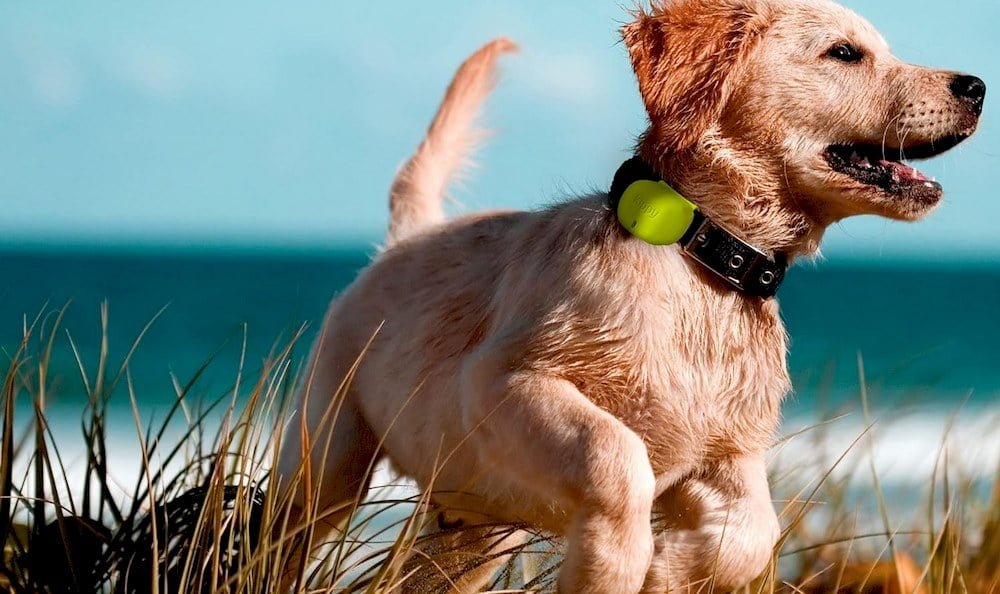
xmin=0 ymin=305 xmax=997 ymax=593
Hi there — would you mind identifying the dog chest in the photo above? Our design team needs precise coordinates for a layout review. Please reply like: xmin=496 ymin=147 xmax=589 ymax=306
xmin=639 ymin=292 xmax=790 ymax=467
xmin=553 ymin=279 xmax=791 ymax=471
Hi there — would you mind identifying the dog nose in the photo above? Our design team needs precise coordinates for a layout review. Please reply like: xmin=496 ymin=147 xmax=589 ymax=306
xmin=950 ymin=74 xmax=986 ymax=114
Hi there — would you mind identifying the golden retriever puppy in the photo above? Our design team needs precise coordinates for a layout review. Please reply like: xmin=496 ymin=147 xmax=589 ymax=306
xmin=275 ymin=0 xmax=984 ymax=592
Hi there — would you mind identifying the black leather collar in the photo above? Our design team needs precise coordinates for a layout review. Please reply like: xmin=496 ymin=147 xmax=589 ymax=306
xmin=609 ymin=157 xmax=788 ymax=299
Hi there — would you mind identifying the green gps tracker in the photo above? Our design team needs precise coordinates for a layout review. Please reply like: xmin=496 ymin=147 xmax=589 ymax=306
xmin=616 ymin=179 xmax=698 ymax=246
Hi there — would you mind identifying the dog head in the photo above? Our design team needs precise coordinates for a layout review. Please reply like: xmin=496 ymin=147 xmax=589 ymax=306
xmin=624 ymin=0 xmax=984 ymax=235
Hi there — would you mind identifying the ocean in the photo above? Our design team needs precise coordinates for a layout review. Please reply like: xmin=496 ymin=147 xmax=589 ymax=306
xmin=2 ymin=247 xmax=998 ymax=487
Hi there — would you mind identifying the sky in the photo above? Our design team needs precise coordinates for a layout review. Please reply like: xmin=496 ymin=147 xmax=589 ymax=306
xmin=0 ymin=0 xmax=997 ymax=262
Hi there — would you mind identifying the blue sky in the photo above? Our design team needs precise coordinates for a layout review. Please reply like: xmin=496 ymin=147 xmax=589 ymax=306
xmin=0 ymin=0 xmax=996 ymax=262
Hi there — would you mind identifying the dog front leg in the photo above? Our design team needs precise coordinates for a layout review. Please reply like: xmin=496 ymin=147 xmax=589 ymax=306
xmin=461 ymin=352 xmax=656 ymax=594
xmin=641 ymin=455 xmax=779 ymax=593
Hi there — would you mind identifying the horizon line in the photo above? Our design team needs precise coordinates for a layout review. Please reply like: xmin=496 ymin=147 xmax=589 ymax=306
xmin=3 ymin=237 xmax=1000 ymax=269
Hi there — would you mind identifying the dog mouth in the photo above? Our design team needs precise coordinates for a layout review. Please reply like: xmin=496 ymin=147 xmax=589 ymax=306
xmin=822 ymin=134 xmax=968 ymax=200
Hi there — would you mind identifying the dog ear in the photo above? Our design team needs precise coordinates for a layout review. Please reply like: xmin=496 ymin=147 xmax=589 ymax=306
xmin=623 ymin=0 xmax=770 ymax=152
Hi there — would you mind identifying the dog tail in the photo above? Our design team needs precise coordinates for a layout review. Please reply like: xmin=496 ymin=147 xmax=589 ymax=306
xmin=386 ymin=38 xmax=517 ymax=247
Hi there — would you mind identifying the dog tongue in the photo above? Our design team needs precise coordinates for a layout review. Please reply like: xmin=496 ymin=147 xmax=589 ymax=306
xmin=879 ymin=159 xmax=931 ymax=183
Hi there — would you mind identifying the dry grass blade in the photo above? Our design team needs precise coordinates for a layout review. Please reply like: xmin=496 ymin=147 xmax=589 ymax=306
xmin=0 ymin=306 xmax=996 ymax=594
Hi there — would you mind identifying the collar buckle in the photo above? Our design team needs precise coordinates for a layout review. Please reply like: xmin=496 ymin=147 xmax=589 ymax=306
xmin=679 ymin=215 xmax=784 ymax=297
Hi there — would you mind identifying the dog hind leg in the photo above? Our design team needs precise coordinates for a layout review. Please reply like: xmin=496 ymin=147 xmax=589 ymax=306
xmin=394 ymin=512 xmax=529 ymax=593
xmin=274 ymin=333 xmax=384 ymax=590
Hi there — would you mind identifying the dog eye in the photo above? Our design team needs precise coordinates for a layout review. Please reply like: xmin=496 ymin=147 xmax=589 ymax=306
xmin=826 ymin=43 xmax=864 ymax=63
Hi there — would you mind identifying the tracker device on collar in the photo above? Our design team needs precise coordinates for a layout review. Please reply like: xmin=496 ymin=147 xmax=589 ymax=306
xmin=609 ymin=157 xmax=788 ymax=299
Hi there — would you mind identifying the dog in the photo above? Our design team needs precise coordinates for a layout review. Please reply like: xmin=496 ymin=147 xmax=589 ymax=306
xmin=275 ymin=0 xmax=984 ymax=591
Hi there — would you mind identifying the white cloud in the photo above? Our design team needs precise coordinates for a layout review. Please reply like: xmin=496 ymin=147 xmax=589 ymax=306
xmin=114 ymin=44 xmax=187 ymax=99
xmin=511 ymin=49 xmax=607 ymax=111
xmin=33 ymin=57 xmax=80 ymax=107
xmin=19 ymin=44 xmax=83 ymax=108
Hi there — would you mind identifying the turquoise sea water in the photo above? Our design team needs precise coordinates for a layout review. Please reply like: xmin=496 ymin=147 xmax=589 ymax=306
xmin=2 ymin=247 xmax=998 ymax=414
xmin=1 ymin=247 xmax=998 ymax=492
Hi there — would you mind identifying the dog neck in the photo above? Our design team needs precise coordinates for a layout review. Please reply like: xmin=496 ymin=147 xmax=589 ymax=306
xmin=638 ymin=128 xmax=825 ymax=258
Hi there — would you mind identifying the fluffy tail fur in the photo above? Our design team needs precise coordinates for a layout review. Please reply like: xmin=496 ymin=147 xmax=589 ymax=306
xmin=386 ymin=38 xmax=517 ymax=247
